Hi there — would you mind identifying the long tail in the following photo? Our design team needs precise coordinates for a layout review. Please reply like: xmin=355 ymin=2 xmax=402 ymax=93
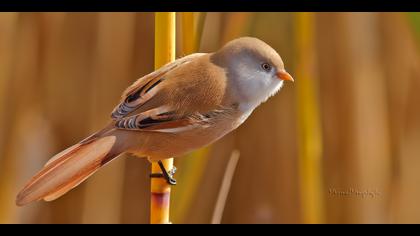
xmin=16 ymin=129 xmax=124 ymax=206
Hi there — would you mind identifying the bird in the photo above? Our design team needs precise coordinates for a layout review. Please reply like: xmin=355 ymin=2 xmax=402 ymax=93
xmin=16 ymin=37 xmax=294 ymax=206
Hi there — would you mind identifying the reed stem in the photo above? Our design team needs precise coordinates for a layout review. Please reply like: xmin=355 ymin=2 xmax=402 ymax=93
xmin=150 ymin=12 xmax=176 ymax=224
xmin=295 ymin=12 xmax=325 ymax=224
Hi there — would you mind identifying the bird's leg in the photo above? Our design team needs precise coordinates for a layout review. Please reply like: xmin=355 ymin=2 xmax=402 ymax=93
xmin=150 ymin=160 xmax=177 ymax=185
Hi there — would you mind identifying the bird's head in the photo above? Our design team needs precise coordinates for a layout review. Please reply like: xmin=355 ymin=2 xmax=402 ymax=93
xmin=211 ymin=37 xmax=293 ymax=109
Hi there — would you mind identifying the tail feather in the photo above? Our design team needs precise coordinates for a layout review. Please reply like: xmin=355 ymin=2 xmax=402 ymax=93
xmin=16 ymin=135 xmax=119 ymax=206
xmin=44 ymin=143 xmax=81 ymax=167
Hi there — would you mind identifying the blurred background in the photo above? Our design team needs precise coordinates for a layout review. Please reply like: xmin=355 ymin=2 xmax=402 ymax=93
xmin=0 ymin=12 xmax=420 ymax=224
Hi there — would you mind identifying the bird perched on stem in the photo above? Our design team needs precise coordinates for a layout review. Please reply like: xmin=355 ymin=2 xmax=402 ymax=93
xmin=16 ymin=37 xmax=294 ymax=206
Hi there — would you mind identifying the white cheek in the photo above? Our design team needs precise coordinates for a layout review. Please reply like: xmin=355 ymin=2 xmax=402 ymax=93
xmin=251 ymin=73 xmax=281 ymax=99
xmin=237 ymin=74 xmax=283 ymax=114
xmin=268 ymin=80 xmax=283 ymax=98
xmin=242 ymin=77 xmax=266 ymax=99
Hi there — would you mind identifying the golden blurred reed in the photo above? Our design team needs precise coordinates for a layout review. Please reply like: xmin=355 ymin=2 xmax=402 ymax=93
xmin=1 ymin=12 xmax=420 ymax=223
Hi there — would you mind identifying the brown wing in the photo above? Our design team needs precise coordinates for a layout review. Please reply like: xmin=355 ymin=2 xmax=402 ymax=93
xmin=110 ymin=53 xmax=230 ymax=133
xmin=111 ymin=53 xmax=207 ymax=120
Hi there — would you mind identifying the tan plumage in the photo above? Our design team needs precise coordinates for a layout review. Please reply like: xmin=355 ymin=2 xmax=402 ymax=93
xmin=16 ymin=37 xmax=293 ymax=206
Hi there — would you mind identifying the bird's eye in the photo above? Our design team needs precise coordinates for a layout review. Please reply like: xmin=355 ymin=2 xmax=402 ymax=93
xmin=261 ymin=63 xmax=272 ymax=72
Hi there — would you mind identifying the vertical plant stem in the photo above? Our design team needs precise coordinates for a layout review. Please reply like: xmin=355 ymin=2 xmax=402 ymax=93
xmin=0 ymin=12 xmax=18 ymax=223
xmin=195 ymin=12 xmax=207 ymax=50
xmin=150 ymin=12 xmax=176 ymax=224
xmin=211 ymin=150 xmax=240 ymax=224
xmin=294 ymin=12 xmax=325 ymax=224
xmin=181 ymin=12 xmax=196 ymax=54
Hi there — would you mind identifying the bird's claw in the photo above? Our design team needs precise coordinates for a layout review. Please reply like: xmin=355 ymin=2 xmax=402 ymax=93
xmin=150 ymin=160 xmax=177 ymax=185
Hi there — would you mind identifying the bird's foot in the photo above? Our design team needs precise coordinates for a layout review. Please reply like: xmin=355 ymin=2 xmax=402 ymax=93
xmin=149 ymin=160 xmax=177 ymax=185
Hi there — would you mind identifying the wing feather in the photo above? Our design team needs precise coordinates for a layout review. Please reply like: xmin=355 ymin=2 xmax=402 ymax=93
xmin=110 ymin=52 xmax=231 ymax=134
xmin=111 ymin=53 xmax=206 ymax=120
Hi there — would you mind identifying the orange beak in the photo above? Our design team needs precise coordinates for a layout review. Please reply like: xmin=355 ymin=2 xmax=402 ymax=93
xmin=276 ymin=70 xmax=294 ymax=82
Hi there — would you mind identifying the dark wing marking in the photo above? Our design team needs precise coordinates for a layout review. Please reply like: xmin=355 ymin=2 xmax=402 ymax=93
xmin=115 ymin=109 xmax=177 ymax=130
xmin=114 ymin=107 xmax=235 ymax=133
xmin=111 ymin=77 xmax=165 ymax=120
xmin=111 ymin=53 xmax=205 ymax=121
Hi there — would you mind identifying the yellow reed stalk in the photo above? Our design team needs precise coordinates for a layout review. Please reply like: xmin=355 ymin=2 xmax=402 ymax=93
xmin=221 ymin=13 xmax=253 ymax=44
xmin=0 ymin=13 xmax=21 ymax=223
xmin=294 ymin=12 xmax=325 ymax=224
xmin=181 ymin=12 xmax=196 ymax=54
xmin=151 ymin=12 xmax=176 ymax=224
xmin=195 ymin=12 xmax=207 ymax=49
